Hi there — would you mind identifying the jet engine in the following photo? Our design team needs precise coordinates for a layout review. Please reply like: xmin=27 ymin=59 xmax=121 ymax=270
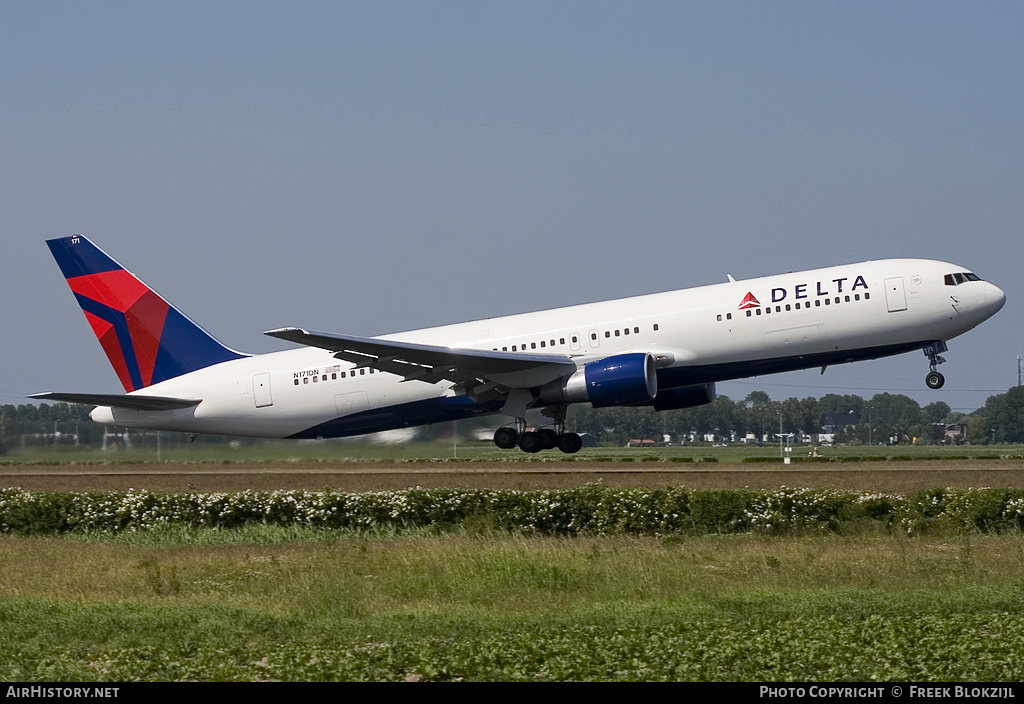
xmin=539 ymin=353 xmax=657 ymax=408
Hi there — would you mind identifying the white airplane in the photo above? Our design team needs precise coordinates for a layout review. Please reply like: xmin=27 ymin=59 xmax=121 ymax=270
xmin=33 ymin=235 xmax=1005 ymax=453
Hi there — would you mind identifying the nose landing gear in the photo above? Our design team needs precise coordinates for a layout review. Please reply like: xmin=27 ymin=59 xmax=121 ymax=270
xmin=923 ymin=341 xmax=948 ymax=389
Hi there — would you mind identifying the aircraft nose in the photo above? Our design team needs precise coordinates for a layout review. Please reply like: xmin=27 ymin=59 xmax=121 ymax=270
xmin=984 ymin=282 xmax=1006 ymax=314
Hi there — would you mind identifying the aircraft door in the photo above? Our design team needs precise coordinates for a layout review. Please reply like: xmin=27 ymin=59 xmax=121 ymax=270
xmin=884 ymin=277 xmax=908 ymax=313
xmin=335 ymin=391 xmax=370 ymax=417
xmin=253 ymin=373 xmax=273 ymax=408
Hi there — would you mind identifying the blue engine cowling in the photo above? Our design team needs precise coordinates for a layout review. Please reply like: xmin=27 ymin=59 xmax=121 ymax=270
xmin=539 ymin=353 xmax=657 ymax=408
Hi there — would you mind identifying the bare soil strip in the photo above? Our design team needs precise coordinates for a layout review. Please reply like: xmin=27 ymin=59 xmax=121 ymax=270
xmin=2 ymin=459 xmax=1024 ymax=492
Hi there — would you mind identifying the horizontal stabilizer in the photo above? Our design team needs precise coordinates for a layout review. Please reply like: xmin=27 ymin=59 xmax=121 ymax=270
xmin=29 ymin=392 xmax=201 ymax=411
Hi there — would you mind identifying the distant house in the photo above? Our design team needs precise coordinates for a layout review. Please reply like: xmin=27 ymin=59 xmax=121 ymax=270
xmin=820 ymin=412 xmax=860 ymax=444
xmin=944 ymin=423 xmax=968 ymax=444
xmin=822 ymin=412 xmax=861 ymax=433
xmin=626 ymin=439 xmax=658 ymax=448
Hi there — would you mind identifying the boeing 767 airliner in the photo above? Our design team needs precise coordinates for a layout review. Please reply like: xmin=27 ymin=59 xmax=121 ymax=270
xmin=33 ymin=235 xmax=1005 ymax=453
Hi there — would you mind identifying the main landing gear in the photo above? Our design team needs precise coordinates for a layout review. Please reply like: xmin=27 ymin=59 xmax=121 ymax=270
xmin=493 ymin=417 xmax=583 ymax=454
xmin=924 ymin=341 xmax=948 ymax=390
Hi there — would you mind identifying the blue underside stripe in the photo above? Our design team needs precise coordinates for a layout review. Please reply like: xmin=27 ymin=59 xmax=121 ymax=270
xmin=287 ymin=396 xmax=506 ymax=440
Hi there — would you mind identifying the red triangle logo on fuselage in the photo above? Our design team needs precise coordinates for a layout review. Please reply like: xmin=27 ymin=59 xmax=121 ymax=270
xmin=738 ymin=292 xmax=760 ymax=309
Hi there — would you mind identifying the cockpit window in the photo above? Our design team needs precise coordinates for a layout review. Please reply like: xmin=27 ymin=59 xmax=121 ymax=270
xmin=944 ymin=272 xmax=983 ymax=286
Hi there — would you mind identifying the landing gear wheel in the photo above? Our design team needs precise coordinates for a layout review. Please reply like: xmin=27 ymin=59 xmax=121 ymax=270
xmin=557 ymin=432 xmax=583 ymax=454
xmin=518 ymin=432 xmax=543 ymax=453
xmin=493 ymin=426 xmax=518 ymax=449
xmin=923 ymin=342 xmax=948 ymax=391
xmin=537 ymin=428 xmax=558 ymax=450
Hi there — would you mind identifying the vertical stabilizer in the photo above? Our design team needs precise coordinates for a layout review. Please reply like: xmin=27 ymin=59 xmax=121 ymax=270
xmin=46 ymin=235 xmax=247 ymax=391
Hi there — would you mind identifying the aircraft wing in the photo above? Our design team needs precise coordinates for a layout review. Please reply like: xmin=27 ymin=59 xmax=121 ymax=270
xmin=264 ymin=327 xmax=578 ymax=390
xmin=29 ymin=392 xmax=202 ymax=411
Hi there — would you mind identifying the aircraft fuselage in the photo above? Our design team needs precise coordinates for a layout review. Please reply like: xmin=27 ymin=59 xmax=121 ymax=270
xmin=87 ymin=257 xmax=1005 ymax=440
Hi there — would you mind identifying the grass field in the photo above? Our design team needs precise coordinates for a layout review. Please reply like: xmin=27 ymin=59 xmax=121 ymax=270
xmin=3 ymin=443 xmax=1024 ymax=681
xmin=3 ymin=527 xmax=1024 ymax=681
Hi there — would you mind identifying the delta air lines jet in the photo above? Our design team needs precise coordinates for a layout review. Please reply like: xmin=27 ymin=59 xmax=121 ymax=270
xmin=33 ymin=235 xmax=1005 ymax=453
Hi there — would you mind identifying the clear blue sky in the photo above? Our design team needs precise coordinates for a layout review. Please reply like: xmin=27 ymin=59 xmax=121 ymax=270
xmin=2 ymin=1 xmax=1022 ymax=413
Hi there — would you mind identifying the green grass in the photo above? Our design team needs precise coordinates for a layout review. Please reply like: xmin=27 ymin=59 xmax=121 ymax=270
xmin=3 ymin=529 xmax=1024 ymax=680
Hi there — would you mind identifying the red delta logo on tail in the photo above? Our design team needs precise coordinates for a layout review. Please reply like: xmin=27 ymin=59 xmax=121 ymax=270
xmin=66 ymin=269 xmax=170 ymax=392
xmin=46 ymin=235 xmax=246 ymax=392
xmin=738 ymin=292 xmax=760 ymax=310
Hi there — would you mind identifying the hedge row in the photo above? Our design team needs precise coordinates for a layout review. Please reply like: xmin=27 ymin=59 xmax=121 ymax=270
xmin=2 ymin=486 xmax=1024 ymax=536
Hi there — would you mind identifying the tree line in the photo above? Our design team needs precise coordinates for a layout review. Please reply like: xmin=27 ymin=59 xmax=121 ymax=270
xmin=2 ymin=384 xmax=1023 ymax=453
xmin=567 ymin=386 xmax=1024 ymax=446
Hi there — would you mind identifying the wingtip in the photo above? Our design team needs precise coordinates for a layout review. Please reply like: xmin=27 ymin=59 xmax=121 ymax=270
xmin=264 ymin=327 xmax=306 ymax=337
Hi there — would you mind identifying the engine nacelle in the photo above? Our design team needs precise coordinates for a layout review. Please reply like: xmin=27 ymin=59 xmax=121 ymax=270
xmin=650 ymin=383 xmax=716 ymax=411
xmin=539 ymin=353 xmax=657 ymax=408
